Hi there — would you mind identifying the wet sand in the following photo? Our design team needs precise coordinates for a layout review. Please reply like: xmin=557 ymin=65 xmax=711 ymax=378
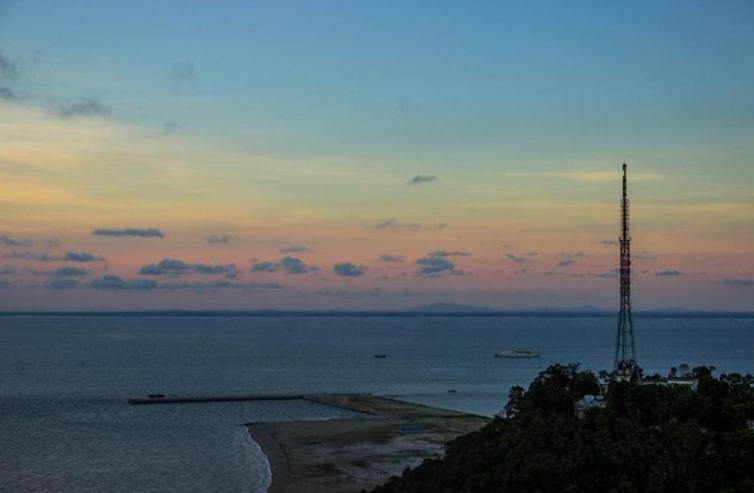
xmin=247 ymin=394 xmax=490 ymax=493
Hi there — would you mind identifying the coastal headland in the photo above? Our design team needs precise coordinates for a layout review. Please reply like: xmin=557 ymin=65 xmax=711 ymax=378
xmin=248 ymin=394 xmax=490 ymax=493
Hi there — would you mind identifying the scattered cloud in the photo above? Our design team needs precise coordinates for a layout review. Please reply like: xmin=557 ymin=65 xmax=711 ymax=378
xmin=0 ymin=86 xmax=19 ymax=101
xmin=250 ymin=257 xmax=318 ymax=275
xmin=171 ymin=60 xmax=197 ymax=87
xmin=279 ymin=245 xmax=313 ymax=253
xmin=64 ymin=252 xmax=104 ymax=262
xmin=53 ymin=98 xmax=111 ymax=118
xmin=546 ymin=269 xmax=619 ymax=279
xmin=0 ymin=266 xmax=15 ymax=275
xmin=333 ymin=262 xmax=367 ymax=277
xmin=2 ymin=251 xmax=58 ymax=261
xmin=54 ymin=275 xmax=282 ymax=292
xmin=406 ymin=175 xmax=437 ymax=186
xmin=505 ymin=254 xmax=536 ymax=264
xmin=599 ymin=240 xmax=619 ymax=246
xmin=0 ymin=51 xmax=20 ymax=82
xmin=373 ymin=219 xmax=447 ymax=231
xmin=48 ymin=266 xmax=88 ymax=277
xmin=156 ymin=280 xmax=282 ymax=292
xmin=557 ymin=259 xmax=575 ymax=268
xmin=0 ymin=50 xmax=21 ymax=102
xmin=0 ymin=280 xmax=12 ymax=289
xmin=378 ymin=254 xmax=405 ymax=263
xmin=654 ymin=270 xmax=684 ymax=277
xmin=92 ymin=228 xmax=163 ymax=238
xmin=721 ymin=279 xmax=754 ymax=286
xmin=0 ymin=235 xmax=35 ymax=247
xmin=279 ymin=256 xmax=318 ymax=274
xmin=561 ymin=252 xmax=588 ymax=258
xmin=138 ymin=258 xmax=239 ymax=278
xmin=206 ymin=234 xmax=239 ymax=244
xmin=1 ymin=251 xmax=102 ymax=262
xmin=374 ymin=218 xmax=424 ymax=230
xmin=89 ymin=275 xmax=159 ymax=290
xmin=163 ymin=122 xmax=184 ymax=134
xmin=415 ymin=256 xmax=455 ymax=276
xmin=45 ymin=278 xmax=81 ymax=290
xmin=428 ymin=250 xmax=471 ymax=258
xmin=250 ymin=261 xmax=279 ymax=273
xmin=193 ymin=264 xmax=239 ymax=277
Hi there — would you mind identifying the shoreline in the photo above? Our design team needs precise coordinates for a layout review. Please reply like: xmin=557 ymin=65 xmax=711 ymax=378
xmin=249 ymin=425 xmax=289 ymax=493
xmin=247 ymin=394 xmax=490 ymax=493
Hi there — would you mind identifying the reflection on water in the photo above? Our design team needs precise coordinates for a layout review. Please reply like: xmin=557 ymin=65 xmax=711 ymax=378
xmin=1 ymin=315 xmax=753 ymax=492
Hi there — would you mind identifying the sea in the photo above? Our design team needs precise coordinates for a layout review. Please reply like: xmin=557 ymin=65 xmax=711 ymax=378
xmin=1 ymin=314 xmax=753 ymax=492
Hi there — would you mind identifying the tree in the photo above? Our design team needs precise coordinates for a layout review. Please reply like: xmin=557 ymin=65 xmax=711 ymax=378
xmin=372 ymin=365 xmax=754 ymax=493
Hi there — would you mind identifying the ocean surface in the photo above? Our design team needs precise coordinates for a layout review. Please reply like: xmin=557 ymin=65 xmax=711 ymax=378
xmin=1 ymin=314 xmax=753 ymax=492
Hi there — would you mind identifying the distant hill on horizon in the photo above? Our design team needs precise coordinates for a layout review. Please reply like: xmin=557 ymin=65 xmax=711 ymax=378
xmin=410 ymin=302 xmax=492 ymax=313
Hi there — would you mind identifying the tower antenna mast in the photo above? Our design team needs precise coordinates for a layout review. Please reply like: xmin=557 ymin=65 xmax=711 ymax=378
xmin=615 ymin=163 xmax=636 ymax=377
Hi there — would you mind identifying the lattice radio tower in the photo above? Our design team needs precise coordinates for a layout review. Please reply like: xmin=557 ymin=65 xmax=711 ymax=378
xmin=614 ymin=163 xmax=636 ymax=375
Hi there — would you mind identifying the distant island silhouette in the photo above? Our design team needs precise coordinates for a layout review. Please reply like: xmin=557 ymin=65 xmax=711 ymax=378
xmin=409 ymin=302 xmax=492 ymax=313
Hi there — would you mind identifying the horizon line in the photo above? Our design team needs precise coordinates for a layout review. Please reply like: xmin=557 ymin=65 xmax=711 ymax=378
xmin=1 ymin=309 xmax=752 ymax=318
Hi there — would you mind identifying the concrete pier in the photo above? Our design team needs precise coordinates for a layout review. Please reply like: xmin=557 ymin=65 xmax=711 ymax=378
xmin=127 ymin=392 xmax=368 ymax=406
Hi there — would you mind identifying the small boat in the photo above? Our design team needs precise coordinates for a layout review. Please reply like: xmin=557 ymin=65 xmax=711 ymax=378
xmin=494 ymin=350 xmax=541 ymax=359
xmin=373 ymin=354 xmax=387 ymax=359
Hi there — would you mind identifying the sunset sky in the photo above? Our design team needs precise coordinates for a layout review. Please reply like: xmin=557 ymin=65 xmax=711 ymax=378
xmin=0 ymin=1 xmax=752 ymax=310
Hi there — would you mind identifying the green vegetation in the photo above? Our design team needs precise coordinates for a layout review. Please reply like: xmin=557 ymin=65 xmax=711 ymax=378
xmin=370 ymin=364 xmax=754 ymax=493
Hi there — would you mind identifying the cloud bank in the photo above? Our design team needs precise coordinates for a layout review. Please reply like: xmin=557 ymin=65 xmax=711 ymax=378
xmin=333 ymin=262 xmax=367 ymax=277
xmin=250 ymin=257 xmax=319 ymax=275
xmin=89 ymin=275 xmax=158 ymax=290
xmin=48 ymin=274 xmax=283 ymax=292
xmin=415 ymin=256 xmax=455 ymax=276
xmin=92 ymin=228 xmax=164 ymax=238
xmin=64 ymin=252 xmax=104 ymax=262
xmin=138 ymin=258 xmax=239 ymax=278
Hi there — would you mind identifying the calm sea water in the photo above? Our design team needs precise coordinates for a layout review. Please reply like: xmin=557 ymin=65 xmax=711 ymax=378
xmin=1 ymin=315 xmax=753 ymax=492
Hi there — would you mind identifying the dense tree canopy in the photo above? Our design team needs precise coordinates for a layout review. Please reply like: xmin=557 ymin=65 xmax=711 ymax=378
xmin=370 ymin=364 xmax=754 ymax=493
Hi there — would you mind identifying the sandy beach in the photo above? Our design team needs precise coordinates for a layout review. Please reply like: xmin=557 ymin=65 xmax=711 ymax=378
xmin=248 ymin=394 xmax=490 ymax=493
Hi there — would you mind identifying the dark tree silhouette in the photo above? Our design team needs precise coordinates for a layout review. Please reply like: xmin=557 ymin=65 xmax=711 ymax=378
xmin=370 ymin=365 xmax=754 ymax=493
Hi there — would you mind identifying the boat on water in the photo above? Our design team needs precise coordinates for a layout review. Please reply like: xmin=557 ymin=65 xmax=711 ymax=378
xmin=494 ymin=350 xmax=541 ymax=359
xmin=373 ymin=354 xmax=387 ymax=359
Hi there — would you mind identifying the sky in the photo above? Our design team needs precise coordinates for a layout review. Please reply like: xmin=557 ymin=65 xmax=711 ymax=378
xmin=0 ymin=1 xmax=752 ymax=311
